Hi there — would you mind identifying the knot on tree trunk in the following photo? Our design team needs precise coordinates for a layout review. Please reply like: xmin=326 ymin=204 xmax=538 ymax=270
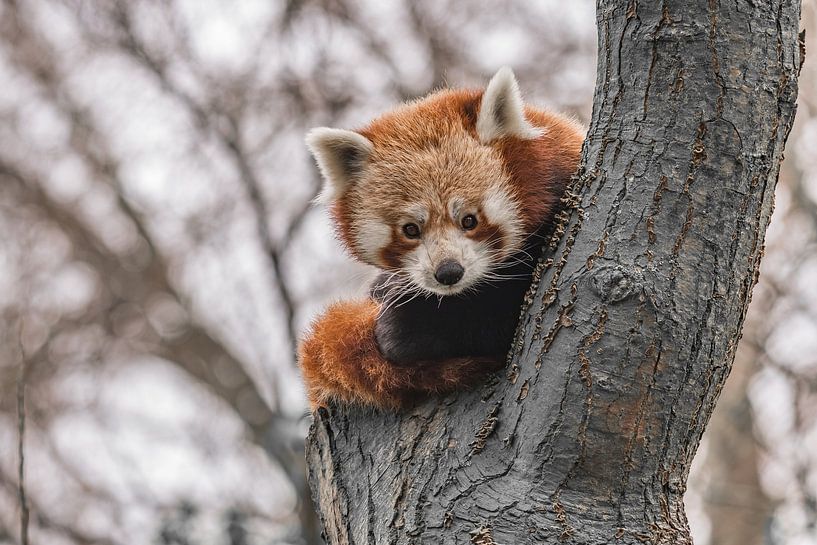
xmin=589 ymin=264 xmax=644 ymax=304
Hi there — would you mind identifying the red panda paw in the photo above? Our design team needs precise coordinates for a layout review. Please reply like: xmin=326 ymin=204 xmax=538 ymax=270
xmin=299 ymin=299 xmax=505 ymax=410
xmin=299 ymin=299 xmax=409 ymax=409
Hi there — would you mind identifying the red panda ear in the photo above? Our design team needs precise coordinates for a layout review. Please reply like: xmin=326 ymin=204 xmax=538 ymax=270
xmin=477 ymin=67 xmax=544 ymax=143
xmin=305 ymin=128 xmax=373 ymax=203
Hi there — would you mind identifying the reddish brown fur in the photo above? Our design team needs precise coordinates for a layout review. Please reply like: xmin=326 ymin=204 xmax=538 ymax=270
xmin=303 ymin=83 xmax=584 ymax=409
xmin=330 ymin=90 xmax=489 ymax=263
xmin=468 ymin=216 xmax=504 ymax=250
xmin=379 ymin=228 xmax=417 ymax=269
xmin=299 ymin=299 xmax=502 ymax=409
xmin=329 ymin=90 xmax=582 ymax=262
xmin=500 ymin=107 xmax=584 ymax=231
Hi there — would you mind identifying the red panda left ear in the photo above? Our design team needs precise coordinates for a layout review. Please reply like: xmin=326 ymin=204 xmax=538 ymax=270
xmin=305 ymin=128 xmax=373 ymax=203
xmin=477 ymin=67 xmax=544 ymax=144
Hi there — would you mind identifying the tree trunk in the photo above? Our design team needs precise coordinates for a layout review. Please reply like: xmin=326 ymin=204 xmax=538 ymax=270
xmin=305 ymin=1 xmax=802 ymax=544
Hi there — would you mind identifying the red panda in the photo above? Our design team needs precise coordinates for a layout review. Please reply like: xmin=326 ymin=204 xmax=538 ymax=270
xmin=300 ymin=67 xmax=584 ymax=409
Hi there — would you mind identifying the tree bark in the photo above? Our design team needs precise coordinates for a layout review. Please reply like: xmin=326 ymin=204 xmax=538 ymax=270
xmin=306 ymin=1 xmax=802 ymax=544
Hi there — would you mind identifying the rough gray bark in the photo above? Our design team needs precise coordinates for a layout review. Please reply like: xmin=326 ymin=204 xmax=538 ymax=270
xmin=306 ymin=1 xmax=802 ymax=544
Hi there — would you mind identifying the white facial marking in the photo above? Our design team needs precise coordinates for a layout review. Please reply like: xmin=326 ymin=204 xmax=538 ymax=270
xmin=448 ymin=197 xmax=465 ymax=220
xmin=353 ymin=218 xmax=392 ymax=266
xmin=404 ymin=204 xmax=428 ymax=226
xmin=483 ymin=186 xmax=524 ymax=255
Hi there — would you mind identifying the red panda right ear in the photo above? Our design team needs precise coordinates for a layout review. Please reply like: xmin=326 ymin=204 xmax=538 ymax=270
xmin=305 ymin=128 xmax=373 ymax=203
xmin=477 ymin=67 xmax=544 ymax=143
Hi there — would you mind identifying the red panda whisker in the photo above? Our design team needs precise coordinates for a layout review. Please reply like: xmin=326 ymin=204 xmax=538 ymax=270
xmin=375 ymin=276 xmax=420 ymax=318
xmin=492 ymin=258 xmax=535 ymax=270
xmin=379 ymin=278 xmax=415 ymax=298
xmin=481 ymin=250 xmax=535 ymax=268
xmin=480 ymin=238 xmax=537 ymax=264
xmin=520 ymin=230 xmax=549 ymax=243
xmin=392 ymin=287 xmax=431 ymax=310
xmin=480 ymin=273 xmax=532 ymax=281
xmin=482 ymin=243 xmax=535 ymax=261
xmin=378 ymin=290 xmax=412 ymax=318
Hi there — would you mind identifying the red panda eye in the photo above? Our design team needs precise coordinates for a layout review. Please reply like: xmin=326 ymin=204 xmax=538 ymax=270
xmin=402 ymin=223 xmax=421 ymax=239
xmin=461 ymin=214 xmax=478 ymax=230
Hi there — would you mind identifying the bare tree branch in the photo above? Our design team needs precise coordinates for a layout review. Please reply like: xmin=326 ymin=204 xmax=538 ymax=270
xmin=0 ymin=160 xmax=276 ymax=445
xmin=16 ymin=324 xmax=29 ymax=545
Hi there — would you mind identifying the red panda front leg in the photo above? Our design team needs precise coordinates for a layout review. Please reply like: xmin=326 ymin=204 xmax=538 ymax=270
xmin=298 ymin=299 xmax=503 ymax=409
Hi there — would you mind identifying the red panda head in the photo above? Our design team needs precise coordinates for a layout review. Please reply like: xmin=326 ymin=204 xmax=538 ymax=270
xmin=306 ymin=68 xmax=583 ymax=296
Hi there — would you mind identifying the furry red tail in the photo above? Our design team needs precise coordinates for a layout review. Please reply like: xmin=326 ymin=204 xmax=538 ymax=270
xmin=299 ymin=299 xmax=502 ymax=409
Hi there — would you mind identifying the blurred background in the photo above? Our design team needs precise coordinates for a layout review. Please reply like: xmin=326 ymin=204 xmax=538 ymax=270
xmin=0 ymin=0 xmax=815 ymax=544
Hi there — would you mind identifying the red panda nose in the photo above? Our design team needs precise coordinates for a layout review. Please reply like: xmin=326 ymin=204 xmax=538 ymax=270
xmin=434 ymin=259 xmax=464 ymax=286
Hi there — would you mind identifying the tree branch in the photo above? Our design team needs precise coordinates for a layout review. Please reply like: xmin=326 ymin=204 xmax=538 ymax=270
xmin=16 ymin=324 xmax=29 ymax=545
xmin=0 ymin=160 xmax=276 ymax=446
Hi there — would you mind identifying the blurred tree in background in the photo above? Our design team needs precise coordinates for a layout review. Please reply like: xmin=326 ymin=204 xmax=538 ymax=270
xmin=0 ymin=1 xmax=814 ymax=544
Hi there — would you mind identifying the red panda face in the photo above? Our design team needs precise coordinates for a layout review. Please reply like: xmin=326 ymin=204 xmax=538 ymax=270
xmin=307 ymin=68 xmax=583 ymax=296
xmin=342 ymin=134 xmax=525 ymax=296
